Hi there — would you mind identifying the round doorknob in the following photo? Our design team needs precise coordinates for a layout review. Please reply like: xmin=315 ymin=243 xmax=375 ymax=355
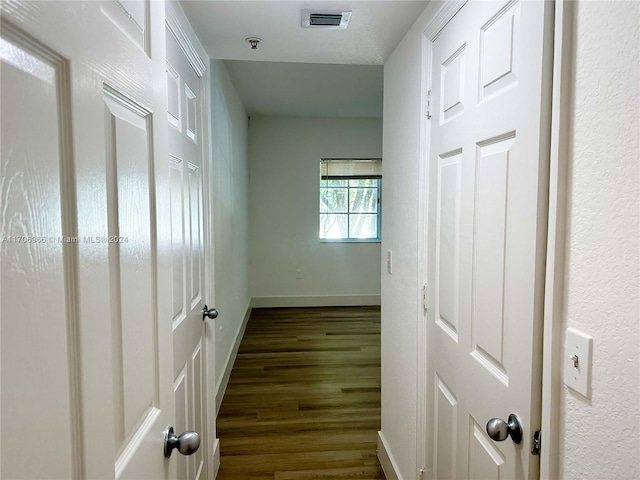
xmin=202 ymin=304 xmax=218 ymax=321
xmin=164 ymin=426 xmax=200 ymax=458
xmin=486 ymin=413 xmax=522 ymax=444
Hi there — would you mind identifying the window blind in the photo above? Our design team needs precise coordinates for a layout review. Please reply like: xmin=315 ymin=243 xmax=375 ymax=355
xmin=320 ymin=158 xmax=382 ymax=178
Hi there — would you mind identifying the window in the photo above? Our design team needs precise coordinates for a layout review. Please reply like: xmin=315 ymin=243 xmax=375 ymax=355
xmin=319 ymin=159 xmax=382 ymax=241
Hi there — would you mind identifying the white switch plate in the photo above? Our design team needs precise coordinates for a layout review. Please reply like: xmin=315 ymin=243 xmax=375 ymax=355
xmin=564 ymin=327 xmax=593 ymax=398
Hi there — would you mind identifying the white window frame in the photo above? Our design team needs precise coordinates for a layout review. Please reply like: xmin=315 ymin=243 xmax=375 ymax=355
xmin=319 ymin=158 xmax=382 ymax=243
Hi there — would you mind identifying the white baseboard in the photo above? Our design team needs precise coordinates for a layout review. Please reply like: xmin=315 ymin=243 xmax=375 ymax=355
xmin=378 ymin=431 xmax=401 ymax=480
xmin=212 ymin=437 xmax=220 ymax=478
xmin=252 ymin=294 xmax=381 ymax=308
xmin=215 ymin=299 xmax=252 ymax=414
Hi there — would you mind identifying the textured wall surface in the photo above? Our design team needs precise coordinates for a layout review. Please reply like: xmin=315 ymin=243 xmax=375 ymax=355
xmin=248 ymin=116 xmax=382 ymax=301
xmin=559 ymin=2 xmax=640 ymax=478
xmin=210 ymin=60 xmax=250 ymax=395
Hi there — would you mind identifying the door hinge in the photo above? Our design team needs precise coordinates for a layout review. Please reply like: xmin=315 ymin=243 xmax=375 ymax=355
xmin=532 ymin=430 xmax=541 ymax=455
xmin=425 ymin=90 xmax=432 ymax=119
xmin=419 ymin=467 xmax=425 ymax=478
xmin=421 ymin=284 xmax=428 ymax=310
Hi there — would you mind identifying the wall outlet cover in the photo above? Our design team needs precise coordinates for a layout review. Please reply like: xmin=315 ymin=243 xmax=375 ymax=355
xmin=564 ymin=327 xmax=594 ymax=398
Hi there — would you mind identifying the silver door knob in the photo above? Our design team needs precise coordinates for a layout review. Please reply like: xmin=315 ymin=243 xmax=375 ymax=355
xmin=164 ymin=426 xmax=200 ymax=458
xmin=202 ymin=304 xmax=218 ymax=320
xmin=486 ymin=414 xmax=522 ymax=444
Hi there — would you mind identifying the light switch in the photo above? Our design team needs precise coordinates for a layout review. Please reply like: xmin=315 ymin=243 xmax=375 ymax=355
xmin=564 ymin=327 xmax=593 ymax=398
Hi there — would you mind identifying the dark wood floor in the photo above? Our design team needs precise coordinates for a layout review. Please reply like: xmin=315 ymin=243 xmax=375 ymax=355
xmin=216 ymin=306 xmax=384 ymax=480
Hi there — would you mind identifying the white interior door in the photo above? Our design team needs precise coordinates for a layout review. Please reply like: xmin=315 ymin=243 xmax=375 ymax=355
xmin=166 ymin=9 xmax=214 ymax=480
xmin=1 ymin=1 xmax=178 ymax=478
xmin=424 ymin=1 xmax=552 ymax=478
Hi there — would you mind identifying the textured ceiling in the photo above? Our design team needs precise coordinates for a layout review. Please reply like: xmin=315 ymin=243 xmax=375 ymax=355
xmin=224 ymin=60 xmax=383 ymax=118
xmin=180 ymin=1 xmax=429 ymax=65
xmin=180 ymin=1 xmax=427 ymax=117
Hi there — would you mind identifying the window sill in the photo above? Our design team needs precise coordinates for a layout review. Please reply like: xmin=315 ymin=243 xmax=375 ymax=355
xmin=320 ymin=238 xmax=381 ymax=244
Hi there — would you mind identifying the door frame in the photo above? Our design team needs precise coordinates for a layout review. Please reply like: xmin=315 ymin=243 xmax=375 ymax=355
xmin=415 ymin=1 xmax=571 ymax=478
xmin=165 ymin=3 xmax=219 ymax=477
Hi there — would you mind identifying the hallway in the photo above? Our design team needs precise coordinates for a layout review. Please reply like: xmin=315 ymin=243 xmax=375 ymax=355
xmin=2 ymin=1 xmax=638 ymax=478
xmin=216 ymin=306 xmax=384 ymax=479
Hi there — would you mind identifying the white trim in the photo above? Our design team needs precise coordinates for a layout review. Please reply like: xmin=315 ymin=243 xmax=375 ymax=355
xmin=416 ymin=2 xmax=467 ymax=476
xmin=211 ymin=437 xmax=220 ymax=479
xmin=215 ymin=299 xmax=253 ymax=414
xmin=377 ymin=431 xmax=402 ymax=480
xmin=165 ymin=1 xmax=207 ymax=77
xmin=251 ymin=294 xmax=381 ymax=308
xmin=424 ymin=0 xmax=467 ymax=40
xmin=416 ymin=26 xmax=430 ymax=480
xmin=540 ymin=1 xmax=573 ymax=478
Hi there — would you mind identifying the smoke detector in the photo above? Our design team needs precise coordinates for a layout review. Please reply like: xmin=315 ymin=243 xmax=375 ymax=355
xmin=246 ymin=37 xmax=262 ymax=50
xmin=301 ymin=9 xmax=352 ymax=29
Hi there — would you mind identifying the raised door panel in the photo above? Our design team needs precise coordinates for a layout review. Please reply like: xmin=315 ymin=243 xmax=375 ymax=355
xmin=470 ymin=134 xmax=516 ymax=387
xmin=440 ymin=44 xmax=466 ymax=123
xmin=190 ymin=340 xmax=205 ymax=479
xmin=1 ymin=1 xmax=175 ymax=478
xmin=103 ymin=89 xmax=161 ymax=476
xmin=0 ymin=29 xmax=77 ymax=479
xmin=101 ymin=0 xmax=150 ymax=55
xmin=187 ymin=162 xmax=202 ymax=307
xmin=478 ymin=2 xmax=520 ymax=102
xmin=433 ymin=375 xmax=458 ymax=480
xmin=435 ymin=149 xmax=462 ymax=343
xmin=185 ymin=84 xmax=197 ymax=143
xmin=170 ymin=155 xmax=186 ymax=325
xmin=174 ymin=367 xmax=189 ymax=479
xmin=166 ymin=17 xmax=208 ymax=480
xmin=167 ymin=63 xmax=181 ymax=130
xmin=468 ymin=419 xmax=505 ymax=479
xmin=426 ymin=1 xmax=550 ymax=478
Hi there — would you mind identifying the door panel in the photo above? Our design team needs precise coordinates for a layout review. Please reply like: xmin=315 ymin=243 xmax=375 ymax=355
xmin=174 ymin=367 xmax=189 ymax=479
xmin=1 ymin=1 xmax=175 ymax=478
xmin=104 ymin=90 xmax=158 ymax=459
xmin=469 ymin=420 xmax=505 ymax=479
xmin=436 ymin=150 xmax=462 ymax=342
xmin=471 ymin=134 xmax=516 ymax=384
xmin=1 ymin=29 xmax=76 ymax=479
xmin=188 ymin=162 xmax=202 ymax=307
xmin=425 ymin=1 xmax=552 ymax=478
xmin=166 ymin=19 xmax=209 ymax=480
xmin=170 ymin=156 xmax=186 ymax=324
xmin=478 ymin=3 xmax=519 ymax=102
xmin=101 ymin=0 xmax=150 ymax=56
xmin=191 ymin=340 xmax=205 ymax=478
xmin=434 ymin=376 xmax=457 ymax=480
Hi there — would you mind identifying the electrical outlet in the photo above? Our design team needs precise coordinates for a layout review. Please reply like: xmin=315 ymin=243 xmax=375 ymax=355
xmin=296 ymin=269 xmax=303 ymax=280
xmin=386 ymin=250 xmax=392 ymax=274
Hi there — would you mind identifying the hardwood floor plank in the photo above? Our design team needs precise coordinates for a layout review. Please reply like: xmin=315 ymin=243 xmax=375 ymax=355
xmin=217 ymin=306 xmax=384 ymax=479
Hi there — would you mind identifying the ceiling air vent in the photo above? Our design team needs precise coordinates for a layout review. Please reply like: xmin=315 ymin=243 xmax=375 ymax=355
xmin=301 ymin=9 xmax=352 ymax=29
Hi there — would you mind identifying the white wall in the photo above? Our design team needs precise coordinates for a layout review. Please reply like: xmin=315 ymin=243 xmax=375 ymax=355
xmin=380 ymin=1 xmax=439 ymax=477
xmin=382 ymin=1 xmax=639 ymax=478
xmin=559 ymin=2 xmax=639 ymax=478
xmin=248 ymin=116 xmax=382 ymax=306
xmin=209 ymin=60 xmax=250 ymax=399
